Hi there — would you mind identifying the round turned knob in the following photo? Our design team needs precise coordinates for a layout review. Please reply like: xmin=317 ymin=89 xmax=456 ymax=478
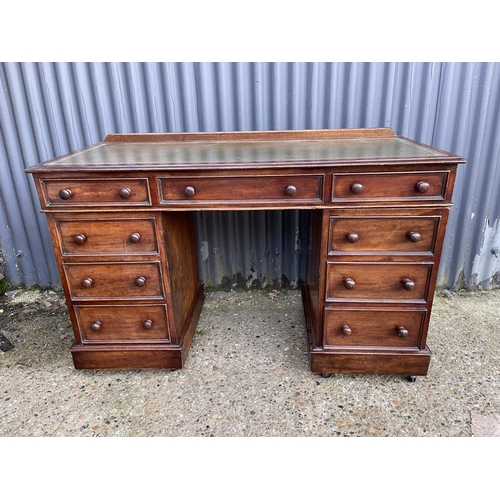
xmin=129 ymin=233 xmax=141 ymax=244
xmin=91 ymin=320 xmax=102 ymax=332
xmin=184 ymin=186 xmax=196 ymax=197
xmin=350 ymin=182 xmax=363 ymax=194
xmin=285 ymin=185 xmax=297 ymax=196
xmin=142 ymin=320 xmax=153 ymax=330
xmin=135 ymin=276 xmax=147 ymax=287
xmin=408 ymin=231 xmax=421 ymax=243
xmin=415 ymin=181 xmax=430 ymax=193
xmin=402 ymin=279 xmax=415 ymax=290
xmin=58 ymin=188 xmax=72 ymax=200
xmin=341 ymin=325 xmax=352 ymax=336
xmin=73 ymin=233 xmax=87 ymax=245
xmin=397 ymin=326 xmax=409 ymax=338
xmin=118 ymin=187 xmax=132 ymax=199
xmin=344 ymin=278 xmax=356 ymax=289
xmin=346 ymin=232 xmax=359 ymax=243
xmin=81 ymin=278 xmax=94 ymax=288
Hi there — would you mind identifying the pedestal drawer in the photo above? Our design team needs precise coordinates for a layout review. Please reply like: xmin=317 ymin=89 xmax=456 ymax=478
xmin=56 ymin=217 xmax=158 ymax=256
xmin=326 ymin=263 xmax=432 ymax=302
xmin=76 ymin=304 xmax=170 ymax=342
xmin=328 ymin=215 xmax=440 ymax=254
xmin=324 ymin=308 xmax=426 ymax=348
xmin=65 ymin=262 xmax=164 ymax=300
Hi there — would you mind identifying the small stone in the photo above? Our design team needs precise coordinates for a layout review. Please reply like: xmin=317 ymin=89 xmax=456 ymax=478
xmin=43 ymin=300 xmax=52 ymax=308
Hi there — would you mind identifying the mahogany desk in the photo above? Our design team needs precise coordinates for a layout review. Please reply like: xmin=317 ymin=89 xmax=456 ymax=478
xmin=27 ymin=128 xmax=465 ymax=379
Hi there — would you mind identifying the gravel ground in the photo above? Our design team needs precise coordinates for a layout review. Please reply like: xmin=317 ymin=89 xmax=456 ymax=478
xmin=1 ymin=287 xmax=499 ymax=438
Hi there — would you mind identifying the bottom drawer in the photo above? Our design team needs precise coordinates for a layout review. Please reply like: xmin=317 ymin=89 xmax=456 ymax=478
xmin=324 ymin=308 xmax=426 ymax=348
xmin=75 ymin=304 xmax=170 ymax=342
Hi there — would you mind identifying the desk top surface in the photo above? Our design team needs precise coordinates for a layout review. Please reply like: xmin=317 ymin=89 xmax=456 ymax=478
xmin=28 ymin=129 xmax=465 ymax=171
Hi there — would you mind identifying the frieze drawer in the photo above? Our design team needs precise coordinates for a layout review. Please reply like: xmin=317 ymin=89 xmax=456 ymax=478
xmin=159 ymin=175 xmax=323 ymax=204
xmin=41 ymin=178 xmax=151 ymax=207
xmin=332 ymin=172 xmax=447 ymax=202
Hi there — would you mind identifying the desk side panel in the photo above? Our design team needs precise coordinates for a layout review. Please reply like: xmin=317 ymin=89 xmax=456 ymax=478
xmin=162 ymin=211 xmax=201 ymax=343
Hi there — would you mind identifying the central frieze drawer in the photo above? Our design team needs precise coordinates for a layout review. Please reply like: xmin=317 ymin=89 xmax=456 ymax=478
xmin=41 ymin=178 xmax=151 ymax=207
xmin=326 ymin=263 xmax=432 ymax=302
xmin=324 ymin=308 xmax=426 ymax=348
xmin=159 ymin=175 xmax=323 ymax=204
xmin=332 ymin=172 xmax=447 ymax=201
xmin=328 ymin=215 xmax=440 ymax=254
xmin=65 ymin=262 xmax=164 ymax=299
xmin=75 ymin=304 xmax=170 ymax=342
xmin=57 ymin=217 xmax=158 ymax=256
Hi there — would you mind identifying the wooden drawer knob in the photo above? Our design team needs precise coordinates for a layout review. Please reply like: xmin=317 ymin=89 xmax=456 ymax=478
xmin=58 ymin=188 xmax=72 ymax=200
xmin=91 ymin=320 xmax=102 ymax=332
xmin=142 ymin=320 xmax=153 ymax=330
xmin=184 ymin=186 xmax=196 ymax=197
xmin=81 ymin=278 xmax=93 ymax=288
xmin=285 ymin=185 xmax=297 ymax=196
xmin=346 ymin=232 xmax=359 ymax=243
xmin=415 ymin=181 xmax=430 ymax=193
xmin=402 ymin=279 xmax=415 ymax=290
xmin=119 ymin=187 xmax=132 ymax=199
xmin=135 ymin=276 xmax=147 ymax=287
xmin=341 ymin=325 xmax=352 ymax=336
xmin=344 ymin=278 xmax=356 ymax=289
xmin=397 ymin=326 xmax=409 ymax=338
xmin=350 ymin=182 xmax=363 ymax=194
xmin=408 ymin=231 xmax=421 ymax=243
xmin=73 ymin=233 xmax=87 ymax=245
xmin=129 ymin=233 xmax=141 ymax=243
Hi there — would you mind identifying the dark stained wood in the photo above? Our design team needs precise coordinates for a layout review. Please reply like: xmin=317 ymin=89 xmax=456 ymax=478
xmin=325 ymin=263 xmax=432 ymax=302
xmin=55 ymin=215 xmax=159 ymax=256
xmin=41 ymin=178 xmax=151 ymax=206
xmin=104 ymin=128 xmax=398 ymax=143
xmin=64 ymin=262 xmax=164 ymax=300
xmin=332 ymin=171 xmax=448 ymax=201
xmin=161 ymin=211 xmax=201 ymax=343
xmin=323 ymin=308 xmax=426 ymax=348
xmin=26 ymin=128 xmax=465 ymax=376
xmin=159 ymin=175 xmax=323 ymax=205
xmin=328 ymin=213 xmax=440 ymax=255
xmin=75 ymin=304 xmax=170 ymax=341
xmin=309 ymin=348 xmax=432 ymax=376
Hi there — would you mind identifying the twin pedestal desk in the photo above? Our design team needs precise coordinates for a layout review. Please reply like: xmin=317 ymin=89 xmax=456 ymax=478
xmin=27 ymin=128 xmax=465 ymax=379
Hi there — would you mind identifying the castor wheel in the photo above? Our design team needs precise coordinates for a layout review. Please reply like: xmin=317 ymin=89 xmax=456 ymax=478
xmin=407 ymin=375 xmax=417 ymax=382
xmin=320 ymin=373 xmax=333 ymax=378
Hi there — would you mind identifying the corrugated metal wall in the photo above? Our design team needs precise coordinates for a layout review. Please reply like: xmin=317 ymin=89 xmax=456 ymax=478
xmin=1 ymin=62 xmax=499 ymax=290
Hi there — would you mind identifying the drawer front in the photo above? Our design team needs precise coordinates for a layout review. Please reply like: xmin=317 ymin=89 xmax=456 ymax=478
xmin=326 ymin=263 xmax=432 ymax=302
xmin=41 ymin=178 xmax=151 ymax=206
xmin=324 ymin=308 xmax=425 ymax=348
xmin=332 ymin=172 xmax=447 ymax=201
xmin=159 ymin=175 xmax=323 ymax=204
xmin=76 ymin=305 xmax=169 ymax=342
xmin=65 ymin=262 xmax=164 ymax=299
xmin=328 ymin=216 xmax=439 ymax=254
xmin=57 ymin=217 xmax=158 ymax=256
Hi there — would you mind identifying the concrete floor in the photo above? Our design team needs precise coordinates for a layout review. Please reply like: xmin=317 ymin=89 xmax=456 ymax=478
xmin=1 ymin=287 xmax=499 ymax=437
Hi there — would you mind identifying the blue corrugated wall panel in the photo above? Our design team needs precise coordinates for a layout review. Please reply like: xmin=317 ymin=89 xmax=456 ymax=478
xmin=0 ymin=62 xmax=498 ymax=290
